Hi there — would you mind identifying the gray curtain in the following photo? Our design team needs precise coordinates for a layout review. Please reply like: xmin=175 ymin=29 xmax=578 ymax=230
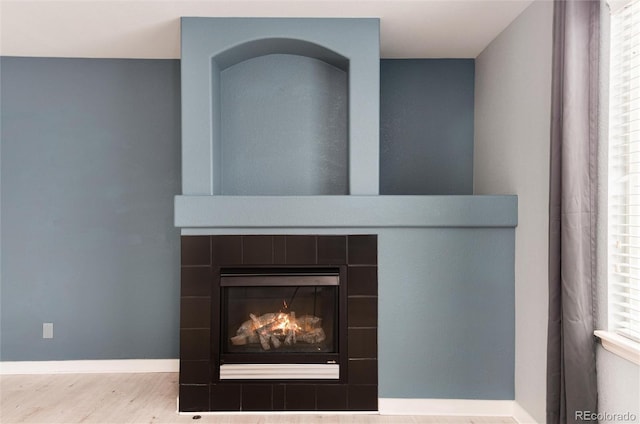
xmin=547 ymin=1 xmax=600 ymax=423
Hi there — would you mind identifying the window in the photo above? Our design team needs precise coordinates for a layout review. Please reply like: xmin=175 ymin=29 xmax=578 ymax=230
xmin=608 ymin=0 xmax=640 ymax=344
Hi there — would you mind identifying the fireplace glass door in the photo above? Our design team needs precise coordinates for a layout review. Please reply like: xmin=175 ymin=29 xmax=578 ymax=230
xmin=220 ymin=269 xmax=339 ymax=362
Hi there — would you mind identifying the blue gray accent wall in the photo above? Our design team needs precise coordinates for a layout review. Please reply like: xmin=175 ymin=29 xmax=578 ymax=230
xmin=220 ymin=54 xmax=348 ymax=195
xmin=0 ymin=57 xmax=181 ymax=360
xmin=0 ymin=56 xmax=514 ymax=400
xmin=377 ymin=227 xmax=514 ymax=399
xmin=380 ymin=59 xmax=475 ymax=195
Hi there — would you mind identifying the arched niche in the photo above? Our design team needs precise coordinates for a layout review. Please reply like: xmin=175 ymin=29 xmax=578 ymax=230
xmin=181 ymin=18 xmax=379 ymax=196
xmin=214 ymin=40 xmax=348 ymax=195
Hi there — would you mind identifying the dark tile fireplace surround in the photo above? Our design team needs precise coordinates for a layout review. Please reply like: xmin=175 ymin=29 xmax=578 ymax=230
xmin=179 ymin=234 xmax=378 ymax=412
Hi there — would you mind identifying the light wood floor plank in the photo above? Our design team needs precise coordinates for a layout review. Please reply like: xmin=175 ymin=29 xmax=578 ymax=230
xmin=0 ymin=373 xmax=516 ymax=424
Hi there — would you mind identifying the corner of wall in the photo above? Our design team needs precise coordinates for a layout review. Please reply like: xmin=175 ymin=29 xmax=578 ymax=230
xmin=473 ymin=1 xmax=553 ymax=423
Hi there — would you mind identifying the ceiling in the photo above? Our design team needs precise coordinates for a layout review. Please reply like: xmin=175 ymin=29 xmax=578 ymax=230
xmin=0 ymin=0 xmax=536 ymax=59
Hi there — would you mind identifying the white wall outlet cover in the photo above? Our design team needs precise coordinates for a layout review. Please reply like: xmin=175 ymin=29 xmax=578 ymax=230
xmin=43 ymin=323 xmax=53 ymax=339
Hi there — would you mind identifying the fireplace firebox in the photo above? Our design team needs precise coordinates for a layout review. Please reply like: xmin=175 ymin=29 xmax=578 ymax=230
xmin=219 ymin=268 xmax=346 ymax=380
xmin=179 ymin=235 xmax=378 ymax=412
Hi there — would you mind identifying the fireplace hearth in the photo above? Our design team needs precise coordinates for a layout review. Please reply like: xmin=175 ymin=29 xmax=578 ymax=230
xmin=179 ymin=235 xmax=378 ymax=412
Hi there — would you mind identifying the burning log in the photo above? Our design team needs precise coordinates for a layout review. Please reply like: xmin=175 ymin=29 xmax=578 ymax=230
xmin=249 ymin=313 xmax=273 ymax=350
xmin=299 ymin=327 xmax=326 ymax=344
xmin=284 ymin=311 xmax=296 ymax=345
xmin=235 ymin=319 xmax=259 ymax=344
xmin=230 ymin=335 xmax=248 ymax=345
xmin=231 ymin=311 xmax=324 ymax=350
xmin=270 ymin=335 xmax=281 ymax=349
xmin=296 ymin=315 xmax=321 ymax=332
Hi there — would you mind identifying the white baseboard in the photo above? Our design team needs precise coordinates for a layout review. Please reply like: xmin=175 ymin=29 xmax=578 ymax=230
xmin=379 ymin=399 xmax=540 ymax=423
xmin=379 ymin=398 xmax=513 ymax=416
xmin=0 ymin=359 xmax=179 ymax=375
xmin=512 ymin=402 xmax=541 ymax=424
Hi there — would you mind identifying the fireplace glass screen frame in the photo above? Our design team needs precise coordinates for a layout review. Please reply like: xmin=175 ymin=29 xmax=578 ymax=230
xmin=216 ymin=266 xmax=348 ymax=382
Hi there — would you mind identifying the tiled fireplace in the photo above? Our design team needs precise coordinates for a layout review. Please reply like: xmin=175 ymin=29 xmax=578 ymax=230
xmin=180 ymin=235 xmax=378 ymax=412
xmin=175 ymin=16 xmax=382 ymax=413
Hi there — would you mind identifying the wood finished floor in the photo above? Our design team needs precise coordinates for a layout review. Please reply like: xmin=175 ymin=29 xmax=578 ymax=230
xmin=0 ymin=373 xmax=517 ymax=424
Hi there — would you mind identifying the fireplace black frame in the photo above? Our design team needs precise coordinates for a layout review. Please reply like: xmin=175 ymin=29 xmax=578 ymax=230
xmin=179 ymin=234 xmax=378 ymax=412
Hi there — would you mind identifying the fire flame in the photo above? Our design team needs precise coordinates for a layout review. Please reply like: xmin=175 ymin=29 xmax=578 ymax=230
xmin=274 ymin=313 xmax=291 ymax=331
xmin=231 ymin=310 xmax=324 ymax=350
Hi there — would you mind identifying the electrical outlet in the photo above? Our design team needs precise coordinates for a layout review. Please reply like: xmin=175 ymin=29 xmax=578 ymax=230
xmin=43 ymin=323 xmax=53 ymax=339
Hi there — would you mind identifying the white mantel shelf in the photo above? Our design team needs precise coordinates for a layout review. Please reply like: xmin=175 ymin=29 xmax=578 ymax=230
xmin=174 ymin=195 xmax=518 ymax=228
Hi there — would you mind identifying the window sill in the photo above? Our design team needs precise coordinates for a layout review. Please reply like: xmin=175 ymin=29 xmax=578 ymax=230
xmin=594 ymin=330 xmax=640 ymax=365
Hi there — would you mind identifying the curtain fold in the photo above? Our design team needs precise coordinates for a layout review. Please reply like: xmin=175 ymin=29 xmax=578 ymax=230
xmin=547 ymin=1 xmax=600 ymax=423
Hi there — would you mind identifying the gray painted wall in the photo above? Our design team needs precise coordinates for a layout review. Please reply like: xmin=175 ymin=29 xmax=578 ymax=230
xmin=220 ymin=54 xmax=348 ymax=195
xmin=377 ymin=227 xmax=514 ymax=399
xmin=474 ymin=1 xmax=553 ymax=422
xmin=0 ymin=55 xmax=514 ymax=400
xmin=380 ymin=59 xmax=475 ymax=195
xmin=1 ymin=56 xmax=479 ymax=362
xmin=0 ymin=57 xmax=181 ymax=360
xmin=0 ymin=56 xmax=514 ymax=401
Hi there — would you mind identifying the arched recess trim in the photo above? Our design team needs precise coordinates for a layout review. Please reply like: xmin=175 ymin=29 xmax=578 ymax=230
xmin=212 ymin=38 xmax=349 ymax=71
